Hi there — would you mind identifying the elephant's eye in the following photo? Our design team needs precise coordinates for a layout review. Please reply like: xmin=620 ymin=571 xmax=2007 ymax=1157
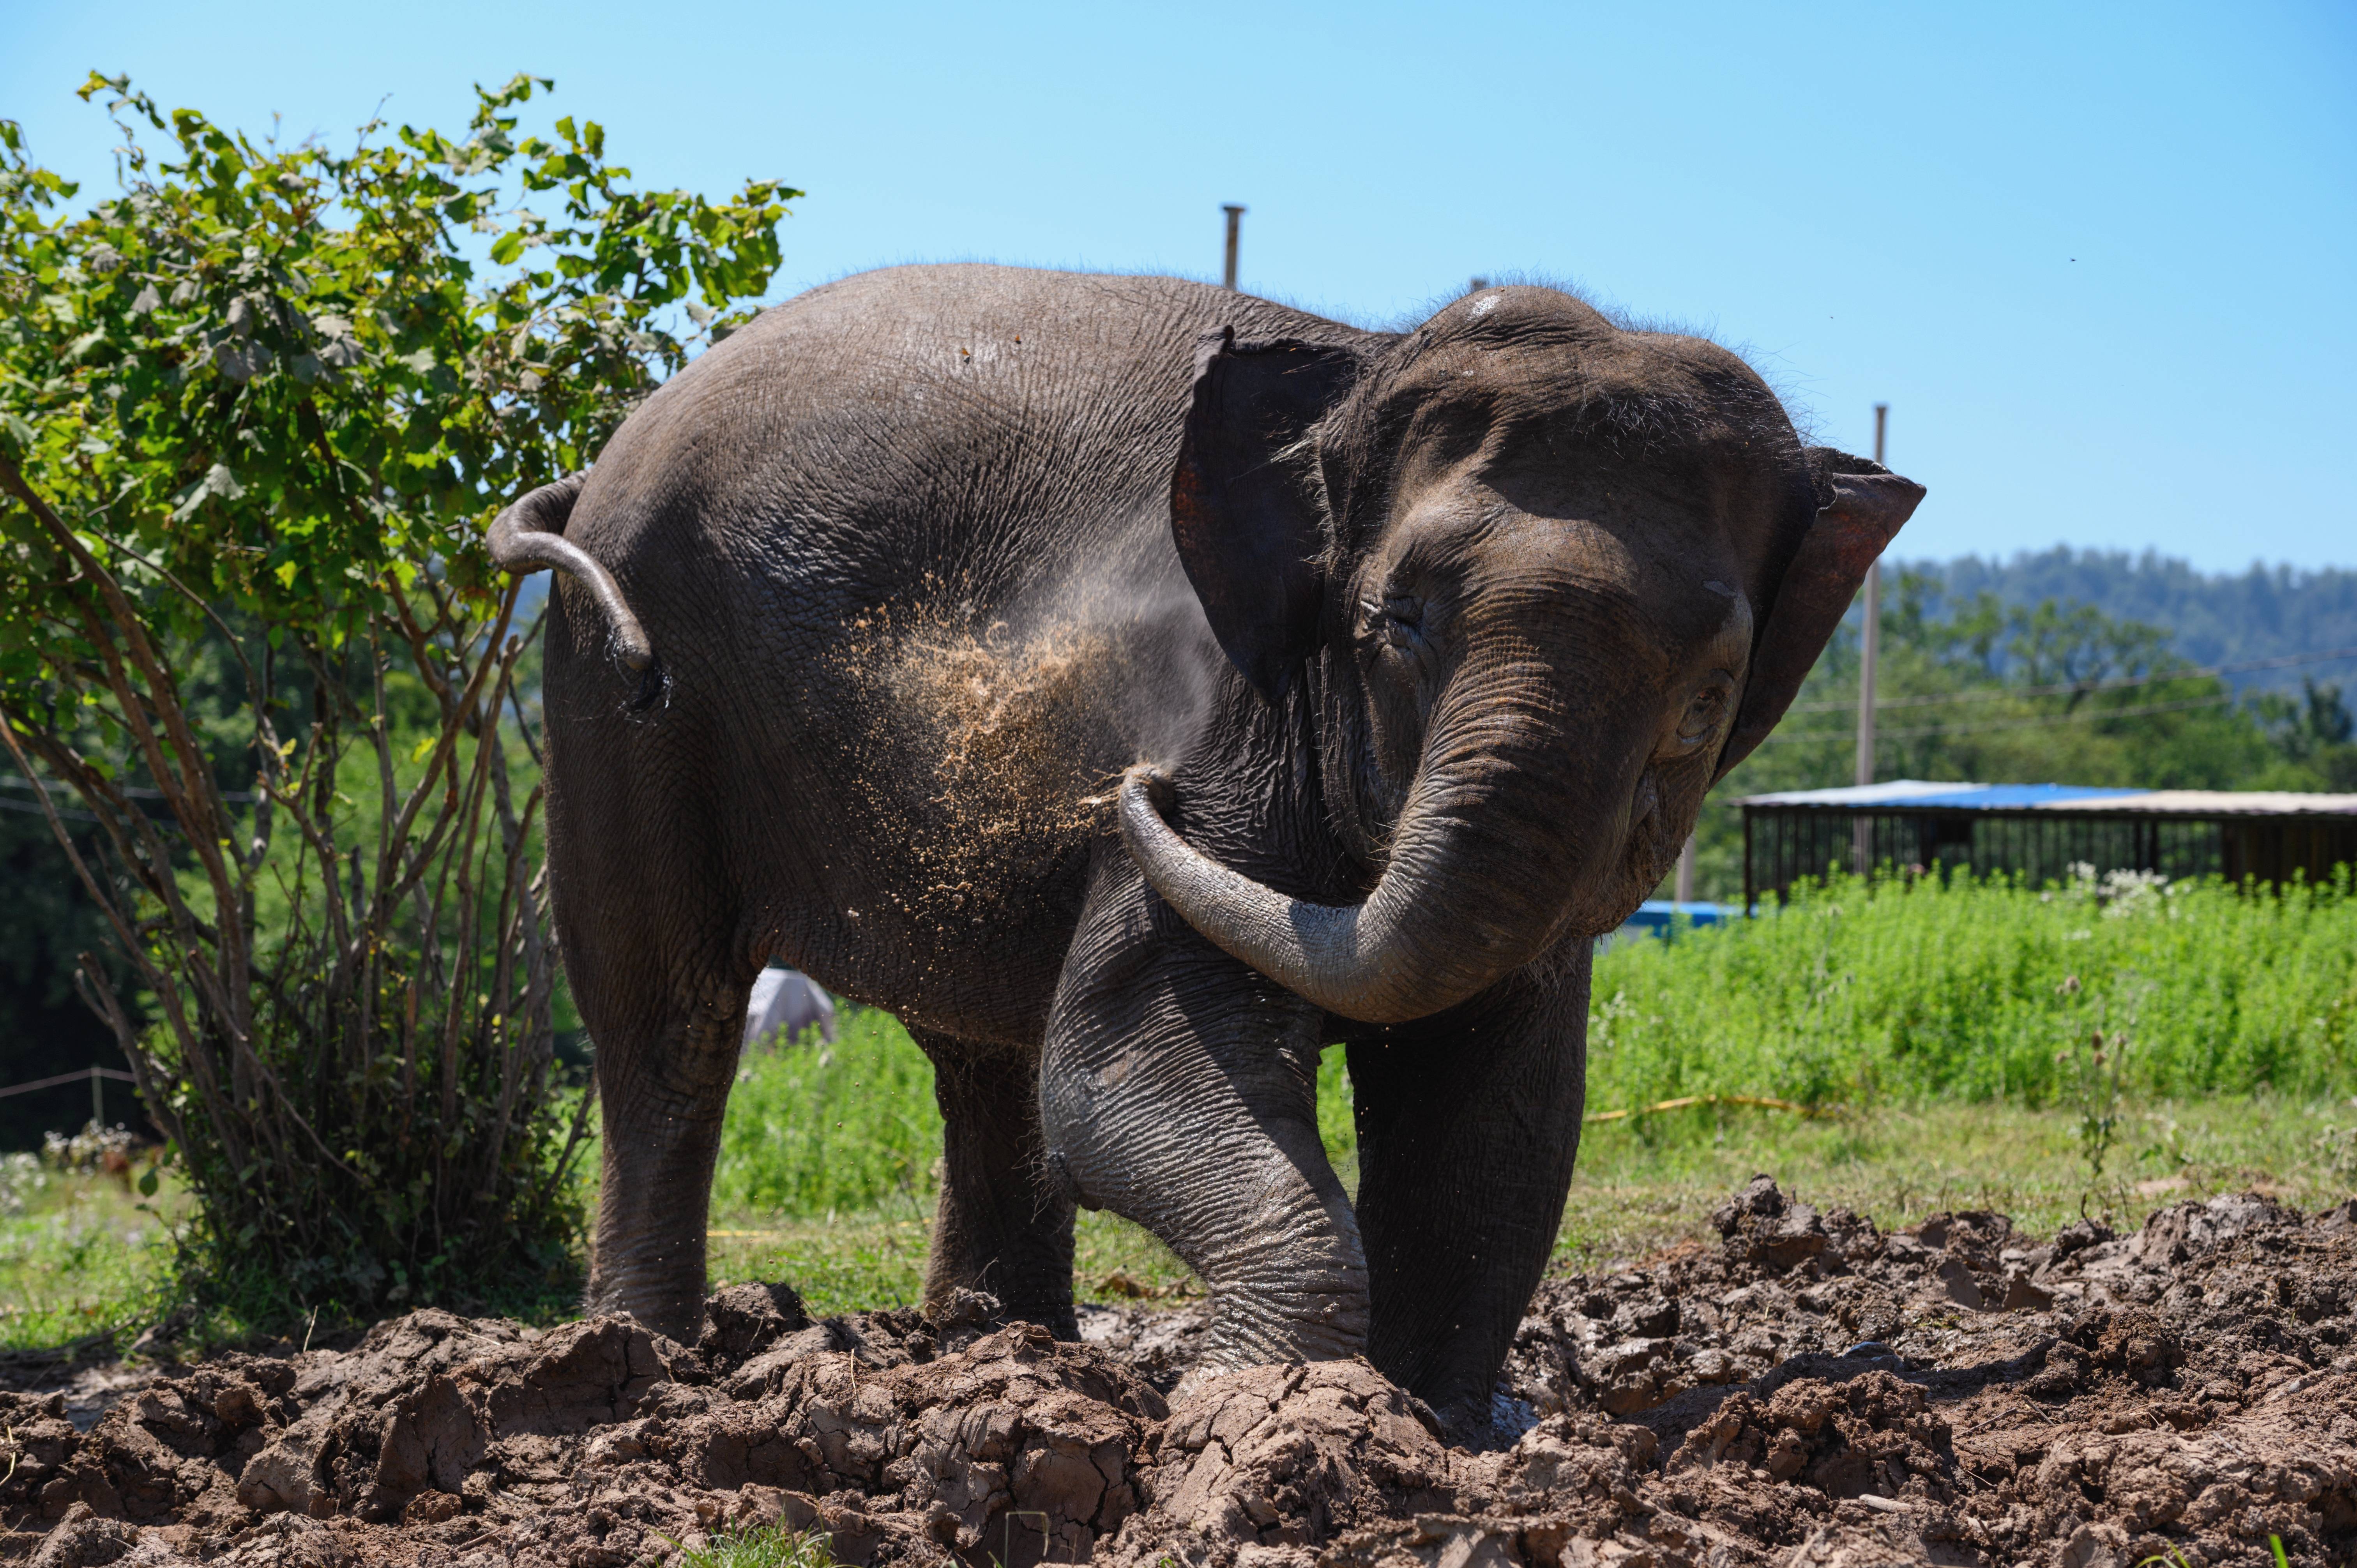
xmin=1677 ymin=681 xmax=1732 ymax=744
xmin=1362 ymin=594 xmax=1426 ymax=650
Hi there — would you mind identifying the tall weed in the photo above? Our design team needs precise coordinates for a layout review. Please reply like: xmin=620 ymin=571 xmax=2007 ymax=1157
xmin=1585 ymin=872 xmax=2357 ymax=1114
xmin=712 ymin=1010 xmax=945 ymax=1219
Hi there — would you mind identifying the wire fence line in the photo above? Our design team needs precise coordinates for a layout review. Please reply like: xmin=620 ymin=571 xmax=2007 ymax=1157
xmin=0 ymin=793 xmax=106 ymax=823
xmin=0 ymin=1064 xmax=138 ymax=1101
xmin=0 ymin=768 xmax=253 ymax=830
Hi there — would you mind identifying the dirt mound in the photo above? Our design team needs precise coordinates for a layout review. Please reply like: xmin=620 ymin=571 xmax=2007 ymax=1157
xmin=7 ymin=1184 xmax=2355 ymax=1566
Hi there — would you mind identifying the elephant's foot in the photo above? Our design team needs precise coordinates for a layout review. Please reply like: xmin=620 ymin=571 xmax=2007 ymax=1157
xmin=1180 ymin=1243 xmax=1371 ymax=1373
xmin=585 ymin=1226 xmax=714 ymax=1344
xmin=1166 ymin=1285 xmax=1372 ymax=1408
xmin=583 ymin=1278 xmax=708 ymax=1345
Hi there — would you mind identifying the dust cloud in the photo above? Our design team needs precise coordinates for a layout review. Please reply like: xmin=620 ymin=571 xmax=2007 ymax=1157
xmin=827 ymin=556 xmax=1219 ymax=927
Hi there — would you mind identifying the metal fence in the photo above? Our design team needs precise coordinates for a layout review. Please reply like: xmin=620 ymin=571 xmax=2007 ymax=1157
xmin=1742 ymin=805 xmax=2355 ymax=907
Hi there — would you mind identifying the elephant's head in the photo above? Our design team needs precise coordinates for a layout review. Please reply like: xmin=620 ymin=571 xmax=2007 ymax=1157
xmin=1122 ymin=286 xmax=1923 ymax=1024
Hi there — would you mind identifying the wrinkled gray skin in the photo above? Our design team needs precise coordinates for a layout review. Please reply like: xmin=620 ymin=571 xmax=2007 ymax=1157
xmin=498 ymin=265 xmax=1921 ymax=1442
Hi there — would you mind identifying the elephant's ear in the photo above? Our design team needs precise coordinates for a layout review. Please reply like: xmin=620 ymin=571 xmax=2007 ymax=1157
xmin=1171 ymin=327 xmax=1363 ymax=704
xmin=1712 ymin=448 xmax=1926 ymax=783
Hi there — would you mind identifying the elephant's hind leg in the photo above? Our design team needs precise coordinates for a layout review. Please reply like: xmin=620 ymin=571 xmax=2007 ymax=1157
xmin=1039 ymin=863 xmax=1368 ymax=1374
xmin=572 ymin=954 xmax=751 ymax=1341
xmin=549 ymin=794 xmax=754 ymax=1342
xmin=910 ymin=1028 xmax=1077 ymax=1337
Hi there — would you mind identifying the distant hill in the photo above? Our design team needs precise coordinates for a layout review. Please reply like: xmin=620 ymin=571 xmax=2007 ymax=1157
xmin=1899 ymin=548 xmax=2357 ymax=694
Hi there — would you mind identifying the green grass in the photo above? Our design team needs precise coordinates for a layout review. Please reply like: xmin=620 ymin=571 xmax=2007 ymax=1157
xmin=8 ymin=876 xmax=2353 ymax=1346
xmin=705 ymin=1042 xmax=2357 ymax=1309
xmin=0 ymin=1154 xmax=177 ymax=1352
xmin=695 ymin=1010 xmax=1206 ymax=1313
xmin=693 ymin=893 xmax=2357 ymax=1306
xmin=1558 ymin=1091 xmax=2357 ymax=1269
xmin=712 ymin=1010 xmax=947 ymax=1218
xmin=672 ymin=1525 xmax=835 ymax=1568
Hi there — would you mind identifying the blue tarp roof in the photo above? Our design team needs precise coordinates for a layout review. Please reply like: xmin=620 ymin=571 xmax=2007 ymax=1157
xmin=1889 ymin=784 xmax=2145 ymax=809
xmin=1733 ymin=780 xmax=2357 ymax=816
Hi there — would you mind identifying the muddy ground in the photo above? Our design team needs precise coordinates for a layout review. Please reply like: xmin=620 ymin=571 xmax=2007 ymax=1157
xmin=5 ymin=1179 xmax=2354 ymax=1567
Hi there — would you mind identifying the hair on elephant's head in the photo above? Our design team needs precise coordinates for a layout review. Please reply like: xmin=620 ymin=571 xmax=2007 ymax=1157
xmin=1121 ymin=285 xmax=1924 ymax=1025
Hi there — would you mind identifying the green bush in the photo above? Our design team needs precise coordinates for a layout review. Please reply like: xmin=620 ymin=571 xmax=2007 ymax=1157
xmin=1584 ymin=871 xmax=2357 ymax=1114
xmin=0 ymin=77 xmax=792 ymax=1319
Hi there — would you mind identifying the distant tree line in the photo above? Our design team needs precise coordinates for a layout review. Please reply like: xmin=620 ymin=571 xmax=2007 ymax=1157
xmin=1905 ymin=547 xmax=2357 ymax=699
xmin=1681 ymin=561 xmax=2357 ymax=904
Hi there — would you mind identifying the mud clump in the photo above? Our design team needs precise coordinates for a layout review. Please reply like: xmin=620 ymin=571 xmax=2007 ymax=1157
xmin=7 ymin=1185 xmax=2356 ymax=1566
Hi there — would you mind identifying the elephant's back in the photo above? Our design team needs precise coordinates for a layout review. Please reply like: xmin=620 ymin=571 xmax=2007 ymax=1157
xmin=549 ymin=263 xmax=1354 ymax=850
xmin=569 ymin=264 xmax=1350 ymax=610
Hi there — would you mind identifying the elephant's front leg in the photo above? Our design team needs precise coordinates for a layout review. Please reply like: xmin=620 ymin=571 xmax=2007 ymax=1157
xmin=1040 ymin=864 xmax=1368 ymax=1373
xmin=1347 ymin=952 xmax=1591 ymax=1444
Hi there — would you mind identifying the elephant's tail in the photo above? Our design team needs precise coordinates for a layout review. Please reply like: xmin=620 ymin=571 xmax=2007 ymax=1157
xmin=488 ymin=471 xmax=655 ymax=671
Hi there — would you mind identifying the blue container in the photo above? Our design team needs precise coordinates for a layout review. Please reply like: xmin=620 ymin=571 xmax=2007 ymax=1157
xmin=1599 ymin=900 xmax=1728 ymax=952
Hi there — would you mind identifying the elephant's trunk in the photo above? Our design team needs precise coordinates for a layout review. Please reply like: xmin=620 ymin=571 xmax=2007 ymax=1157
xmin=1119 ymin=735 xmax=1599 ymax=1024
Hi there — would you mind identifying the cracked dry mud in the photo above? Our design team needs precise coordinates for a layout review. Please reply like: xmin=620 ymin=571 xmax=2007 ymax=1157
xmin=6 ymin=1180 xmax=2355 ymax=1567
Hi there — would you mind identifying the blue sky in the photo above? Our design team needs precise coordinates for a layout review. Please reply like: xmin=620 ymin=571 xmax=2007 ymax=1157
xmin=9 ymin=0 xmax=2353 ymax=571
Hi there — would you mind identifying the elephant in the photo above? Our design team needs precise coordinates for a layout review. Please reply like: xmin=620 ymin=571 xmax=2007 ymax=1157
xmin=489 ymin=263 xmax=1921 ymax=1442
xmin=742 ymin=966 xmax=838 ymax=1051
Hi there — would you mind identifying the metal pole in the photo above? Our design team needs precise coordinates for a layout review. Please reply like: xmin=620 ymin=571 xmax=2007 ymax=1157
xmin=1852 ymin=403 xmax=1888 ymax=876
xmin=1742 ymin=809 xmax=1755 ymax=915
xmin=1675 ymin=833 xmax=1696 ymax=904
xmin=1221 ymin=205 xmax=1245 ymax=291
xmin=1853 ymin=563 xmax=1880 ymax=788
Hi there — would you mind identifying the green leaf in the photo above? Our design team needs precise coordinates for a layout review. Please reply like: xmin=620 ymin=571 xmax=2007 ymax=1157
xmin=488 ymin=230 xmax=525 ymax=266
xmin=214 ymin=341 xmax=268 ymax=381
xmin=169 ymin=463 xmax=245 ymax=521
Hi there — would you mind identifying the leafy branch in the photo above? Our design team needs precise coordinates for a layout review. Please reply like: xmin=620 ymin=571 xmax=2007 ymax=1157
xmin=0 ymin=75 xmax=792 ymax=1311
